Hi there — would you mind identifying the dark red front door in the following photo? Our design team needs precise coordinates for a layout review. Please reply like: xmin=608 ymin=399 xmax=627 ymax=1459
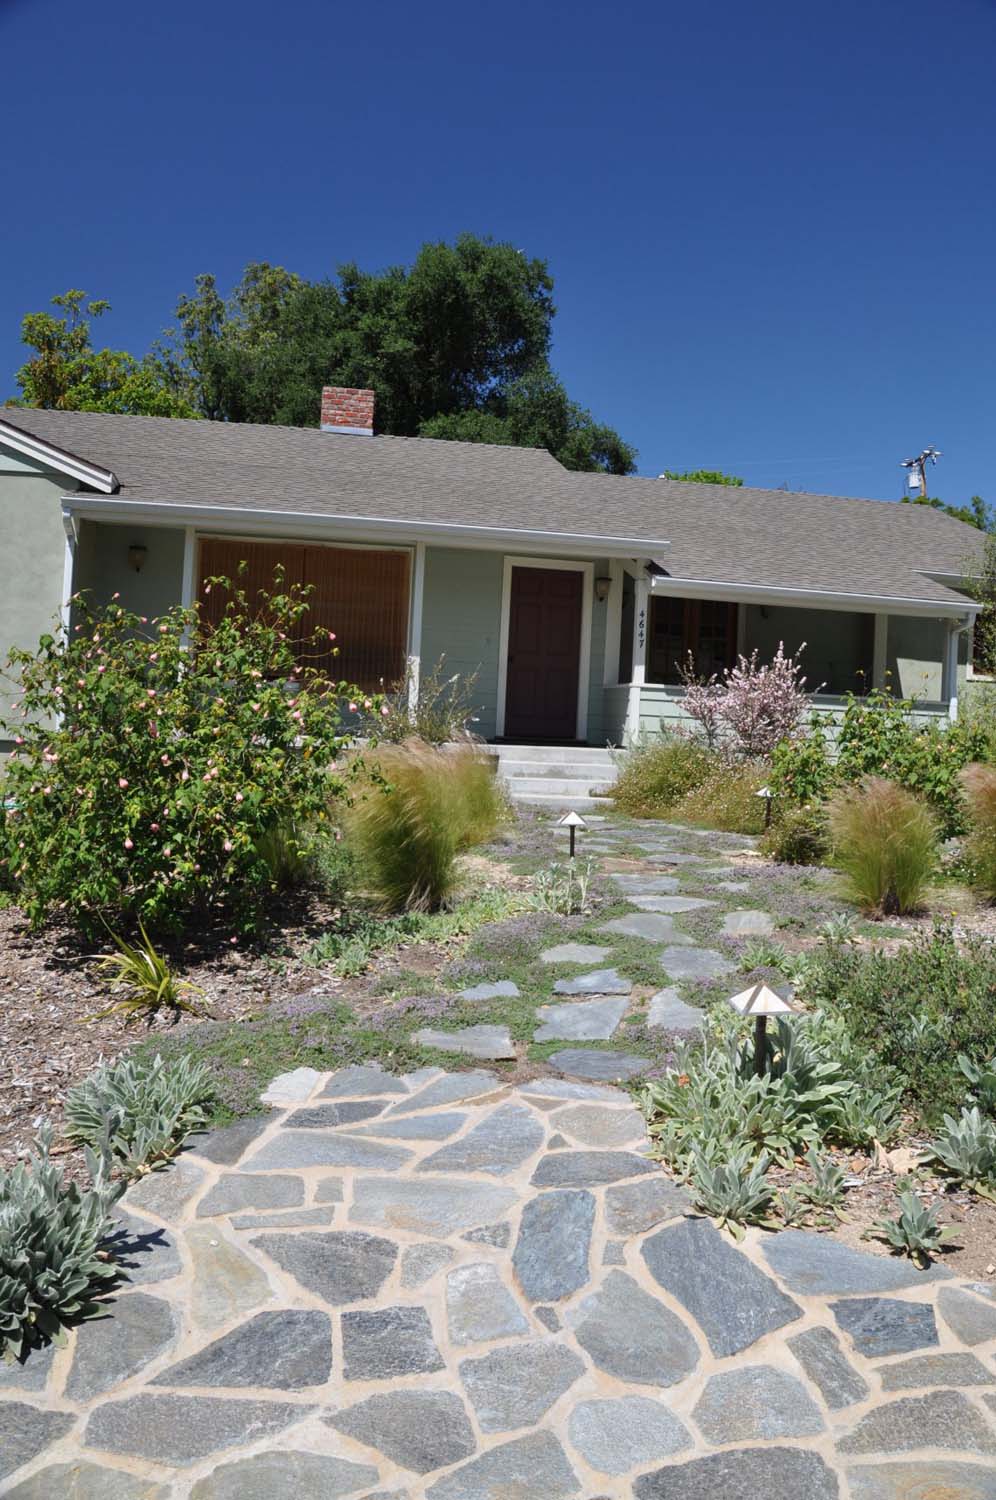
xmin=504 ymin=566 xmax=583 ymax=740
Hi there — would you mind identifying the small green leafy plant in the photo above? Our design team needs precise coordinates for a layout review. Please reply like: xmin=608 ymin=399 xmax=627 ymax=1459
xmin=93 ymin=922 xmax=204 ymax=1023
xmin=689 ymin=1146 xmax=776 ymax=1239
xmin=959 ymin=1053 xmax=996 ymax=1114
xmin=528 ymin=858 xmax=593 ymax=916
xmin=760 ymin=802 xmax=830 ymax=865
xmin=372 ymin=656 xmax=482 ymax=745
xmin=960 ymin=762 xmax=996 ymax=900
xmin=869 ymin=1189 xmax=958 ymax=1267
xmin=925 ymin=1106 xmax=996 ymax=1201
xmin=799 ymin=1146 xmax=847 ymax=1218
xmin=738 ymin=937 xmax=790 ymax=974
xmin=1 ymin=1126 xmax=124 ymax=1360
xmin=65 ymin=1054 xmax=214 ymax=1179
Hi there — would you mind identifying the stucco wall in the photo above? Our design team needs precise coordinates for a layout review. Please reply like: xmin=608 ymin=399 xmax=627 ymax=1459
xmin=420 ymin=547 xmax=504 ymax=739
xmin=74 ymin=520 xmax=187 ymax=622
xmin=886 ymin=615 xmax=946 ymax=702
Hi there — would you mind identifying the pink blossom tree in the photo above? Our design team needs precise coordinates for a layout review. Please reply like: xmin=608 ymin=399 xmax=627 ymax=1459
xmin=682 ymin=643 xmax=814 ymax=758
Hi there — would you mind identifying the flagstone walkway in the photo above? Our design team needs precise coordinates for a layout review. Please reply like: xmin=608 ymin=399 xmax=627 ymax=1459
xmin=3 ymin=1061 xmax=996 ymax=1498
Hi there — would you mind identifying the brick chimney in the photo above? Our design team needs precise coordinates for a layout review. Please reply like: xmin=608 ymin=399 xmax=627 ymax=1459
xmin=320 ymin=386 xmax=375 ymax=436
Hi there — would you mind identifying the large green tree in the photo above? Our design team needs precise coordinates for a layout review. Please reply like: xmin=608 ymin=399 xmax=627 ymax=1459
xmin=662 ymin=469 xmax=744 ymax=486
xmin=10 ymin=291 xmax=197 ymax=416
xmin=901 ymin=493 xmax=992 ymax=530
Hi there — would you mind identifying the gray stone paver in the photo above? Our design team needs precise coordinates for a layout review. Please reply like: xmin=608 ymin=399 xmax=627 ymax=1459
xmin=6 ymin=817 xmax=996 ymax=1496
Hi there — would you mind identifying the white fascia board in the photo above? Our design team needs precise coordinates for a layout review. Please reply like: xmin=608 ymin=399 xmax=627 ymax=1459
xmin=650 ymin=572 xmax=981 ymax=619
xmin=0 ymin=422 xmax=118 ymax=493
xmin=61 ymin=495 xmax=670 ymax=560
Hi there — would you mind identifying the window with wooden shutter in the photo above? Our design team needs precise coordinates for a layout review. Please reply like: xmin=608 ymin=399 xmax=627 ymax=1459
xmin=646 ymin=597 xmax=738 ymax=683
xmin=197 ymin=538 xmax=411 ymax=690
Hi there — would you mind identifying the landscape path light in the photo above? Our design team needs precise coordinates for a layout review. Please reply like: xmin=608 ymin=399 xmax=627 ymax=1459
xmin=726 ymin=981 xmax=796 ymax=1078
xmin=755 ymin=786 xmax=774 ymax=829
xmin=557 ymin=808 xmax=588 ymax=860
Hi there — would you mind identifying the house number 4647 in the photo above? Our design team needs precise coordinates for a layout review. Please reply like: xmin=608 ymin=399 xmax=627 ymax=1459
xmin=637 ymin=607 xmax=646 ymax=649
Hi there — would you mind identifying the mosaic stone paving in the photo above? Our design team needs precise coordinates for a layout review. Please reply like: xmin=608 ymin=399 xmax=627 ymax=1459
xmin=3 ymin=1062 xmax=996 ymax=1498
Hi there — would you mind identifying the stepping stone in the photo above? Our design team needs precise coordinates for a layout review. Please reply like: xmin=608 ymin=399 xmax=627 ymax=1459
xmin=762 ymin=1229 xmax=952 ymax=1294
xmin=0 ymin=1342 xmax=55 ymax=1394
xmin=0 ymin=1403 xmax=74 ymax=1485
xmin=568 ymin=1396 xmax=690 ymax=1476
xmin=553 ymin=968 xmax=632 ymax=996
xmin=83 ymin=1394 xmax=310 ymax=1466
xmin=831 ymin=1297 xmax=938 ymax=1357
xmin=535 ymin=997 xmax=627 ymax=1041
xmin=67 ymin=1292 xmax=178 ymax=1401
xmin=718 ymin=880 xmax=751 ymax=893
xmin=186 ymin=1225 xmax=272 ymax=1330
xmin=260 ymin=1066 xmax=321 ymax=1105
xmin=251 ymin=1230 xmax=396 ymax=1305
xmin=342 ymin=1306 xmax=443 ymax=1380
xmin=386 ymin=1070 xmax=497 ymax=1114
xmin=938 ymin=1285 xmax=996 ymax=1345
xmin=325 ymin=1391 xmax=476 ymax=1474
xmin=722 ymin=909 xmax=776 ymax=937
xmin=552 ymin=1103 xmax=646 ymax=1147
xmin=153 ymin=1310 xmax=332 ymax=1390
xmin=447 ymin=1263 xmax=529 ymax=1344
xmin=549 ymin=1048 xmax=650 ymax=1081
xmin=197 ymin=1173 xmax=304 ymax=1217
xmin=314 ymin=1178 xmax=344 ymax=1202
xmin=320 ymin=1063 xmax=409 ymax=1098
xmin=401 ymin=1242 xmax=455 ymax=1288
xmin=568 ymin=1270 xmax=699 ymax=1387
xmin=642 ymin=1218 xmax=801 ymax=1357
xmin=634 ymin=1448 xmax=839 ymax=1500
xmin=540 ymin=942 xmax=611 ymax=965
xmin=535 ymin=1306 xmax=560 ymax=1332
xmin=520 ymin=1078 xmax=626 ymax=1102
xmin=787 ymin=1327 xmax=870 ymax=1409
xmin=605 ymin=1177 xmax=692 ymax=1234
xmin=187 ymin=1114 xmax=275 ymax=1164
xmin=125 ymin=1158 xmax=205 ymax=1218
xmin=647 ymin=988 xmax=706 ymax=1031
xmin=350 ymin=1178 xmax=517 ymax=1239
xmin=459 ymin=979 xmax=520 ymax=1000
xmin=513 ymin=1189 xmax=595 ymax=1301
xmin=646 ymin=850 xmax=707 ymax=865
xmin=847 ymin=1461 xmax=996 ymax=1499
xmin=463 ymin=1221 xmax=511 ymax=1248
xmin=659 ymin=945 xmax=735 ymax=980
xmin=424 ymin=1431 xmax=579 ymax=1500
xmin=460 ymin=1341 xmax=585 ymax=1432
xmin=188 ymin=1451 xmax=379 ymax=1500
xmin=244 ymin=1132 xmax=413 ymax=1171
xmin=611 ymin=874 xmax=681 ymax=893
xmin=692 ymin=1366 xmax=824 ymax=1443
xmin=357 ymin=1111 xmax=468 ymax=1140
xmin=629 ymin=895 xmax=716 ymax=913
xmin=879 ymin=1352 xmax=995 ymax=1389
xmin=413 ymin=1024 xmax=515 ymax=1060
xmin=531 ymin=1150 xmax=655 ymax=1188
xmin=5 ymin=1463 xmax=170 ymax=1499
xmin=104 ymin=1210 xmax=181 ymax=1287
xmin=600 ymin=912 xmax=692 ymax=943
xmin=285 ymin=1099 xmax=386 ymax=1127
xmin=838 ymin=1390 xmax=996 ymax=1455
xmin=419 ymin=1103 xmax=544 ymax=1176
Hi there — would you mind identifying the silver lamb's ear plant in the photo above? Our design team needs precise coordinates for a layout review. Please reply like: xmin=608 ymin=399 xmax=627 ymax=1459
xmin=0 ymin=1124 xmax=125 ymax=1362
xmin=925 ymin=1106 xmax=996 ymax=1202
xmin=959 ymin=1054 xmax=996 ymax=1115
xmin=868 ymin=1189 xmax=958 ymax=1268
xmin=65 ymin=1053 xmax=214 ymax=1180
xmin=688 ymin=1146 xmax=777 ymax=1241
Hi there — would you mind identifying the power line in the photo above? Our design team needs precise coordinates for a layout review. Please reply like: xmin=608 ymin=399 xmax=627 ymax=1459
xmin=900 ymin=445 xmax=942 ymax=499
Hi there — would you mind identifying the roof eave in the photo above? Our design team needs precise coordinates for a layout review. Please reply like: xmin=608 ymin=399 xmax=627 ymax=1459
xmin=650 ymin=572 xmax=980 ymax=620
xmin=0 ymin=418 xmax=119 ymax=493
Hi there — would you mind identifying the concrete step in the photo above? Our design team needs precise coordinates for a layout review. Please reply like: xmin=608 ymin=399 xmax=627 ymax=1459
xmin=498 ymin=762 xmax=613 ymax=782
xmin=488 ymin=744 xmax=620 ymax=765
xmin=502 ymin=775 xmax=617 ymax=797
xmin=512 ymin=790 xmax=609 ymax=808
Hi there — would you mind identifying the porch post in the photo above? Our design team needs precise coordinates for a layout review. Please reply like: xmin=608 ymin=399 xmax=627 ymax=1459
xmin=942 ymin=618 xmax=962 ymax=722
xmin=872 ymin=613 xmax=888 ymax=691
xmin=625 ymin=572 xmax=649 ymax=744
xmin=407 ymin=542 xmax=426 ymax=716
xmin=60 ymin=510 xmax=77 ymax=640
xmin=602 ymin=559 xmax=624 ymax=685
xmin=180 ymin=526 xmax=196 ymax=648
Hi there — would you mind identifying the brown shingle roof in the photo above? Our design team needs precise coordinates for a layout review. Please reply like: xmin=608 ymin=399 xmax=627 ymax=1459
xmin=0 ymin=408 xmax=982 ymax=609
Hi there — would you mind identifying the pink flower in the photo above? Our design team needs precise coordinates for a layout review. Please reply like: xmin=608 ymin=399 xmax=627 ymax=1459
xmin=124 ymin=837 xmax=133 ymax=850
xmin=42 ymin=786 xmax=52 ymax=795
xmin=380 ymin=705 xmax=390 ymax=717
xmin=112 ymin=591 xmax=120 ymax=601
xmin=181 ymin=770 xmax=189 ymax=782
xmin=97 ymin=664 xmax=106 ymax=674
xmin=348 ymin=701 xmax=357 ymax=713
xmin=147 ymin=689 xmax=156 ymax=699
xmin=151 ymin=822 xmax=160 ymax=832
xmin=158 ymin=624 xmax=168 ymax=634
xmin=230 ymin=936 xmax=238 ymax=944
xmin=223 ymin=839 xmax=233 ymax=852
xmin=363 ymin=699 xmax=372 ymax=710
xmin=292 ymin=710 xmax=302 ymax=722
xmin=77 ymin=679 xmax=85 ymax=688
xmin=328 ymin=630 xmax=336 ymax=641
xmin=164 ymin=846 xmax=172 ymax=856
xmin=161 ymin=753 xmax=170 ymax=764
xmin=119 ymin=778 xmax=129 ymax=789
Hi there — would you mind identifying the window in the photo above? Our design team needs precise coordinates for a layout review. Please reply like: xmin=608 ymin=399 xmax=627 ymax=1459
xmin=198 ymin=538 xmax=411 ymax=690
xmin=646 ymin=597 xmax=738 ymax=684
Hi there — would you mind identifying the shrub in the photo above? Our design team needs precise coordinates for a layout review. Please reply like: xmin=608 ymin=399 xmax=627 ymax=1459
xmin=960 ymin=762 xmax=996 ymax=899
xmin=683 ymin=643 xmax=812 ymax=759
xmin=0 ymin=578 xmax=371 ymax=935
xmin=761 ymin=803 xmax=830 ymax=865
xmin=347 ymin=741 xmax=503 ymax=911
xmin=770 ymin=721 xmax=836 ymax=806
xmin=65 ymin=1053 xmax=214 ymax=1178
xmin=1 ymin=1126 xmax=123 ymax=1359
xmin=611 ymin=733 xmax=714 ymax=817
xmin=675 ymin=759 xmax=769 ymax=832
xmin=828 ymin=777 xmax=937 ymax=915
xmin=806 ymin=923 xmax=996 ymax=1122
xmin=371 ymin=657 xmax=482 ymax=745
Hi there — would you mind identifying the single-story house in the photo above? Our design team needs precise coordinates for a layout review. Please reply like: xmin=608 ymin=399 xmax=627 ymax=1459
xmin=0 ymin=389 xmax=985 ymax=759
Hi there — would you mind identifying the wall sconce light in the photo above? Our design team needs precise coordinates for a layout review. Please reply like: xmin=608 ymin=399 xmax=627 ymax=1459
xmin=128 ymin=544 xmax=148 ymax=574
xmin=594 ymin=576 xmax=611 ymax=603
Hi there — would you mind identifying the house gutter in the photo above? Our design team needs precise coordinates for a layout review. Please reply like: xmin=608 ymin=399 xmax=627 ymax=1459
xmin=60 ymin=496 xmax=671 ymax=561
xmin=650 ymin=572 xmax=981 ymax=621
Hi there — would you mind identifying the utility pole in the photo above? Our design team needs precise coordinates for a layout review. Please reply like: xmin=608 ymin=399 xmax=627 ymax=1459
xmin=901 ymin=445 xmax=942 ymax=499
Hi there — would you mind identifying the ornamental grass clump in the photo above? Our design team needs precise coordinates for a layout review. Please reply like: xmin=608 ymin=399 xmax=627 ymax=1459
xmin=610 ymin=733 xmax=714 ymax=817
xmin=347 ymin=741 xmax=503 ymax=912
xmin=827 ymin=777 xmax=937 ymax=916
xmin=0 ymin=574 xmax=372 ymax=936
xmin=959 ymin=762 xmax=996 ymax=900
xmin=1 ymin=1126 xmax=123 ymax=1360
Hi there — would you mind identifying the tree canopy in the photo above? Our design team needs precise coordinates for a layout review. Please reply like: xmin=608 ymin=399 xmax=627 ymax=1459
xmin=662 ymin=469 xmax=744 ymax=486
xmin=7 ymin=238 xmax=636 ymax=473
xmin=901 ymin=493 xmax=993 ymax=530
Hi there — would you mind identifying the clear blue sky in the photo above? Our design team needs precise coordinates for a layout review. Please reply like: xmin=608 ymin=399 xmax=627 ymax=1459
xmin=3 ymin=0 xmax=994 ymax=501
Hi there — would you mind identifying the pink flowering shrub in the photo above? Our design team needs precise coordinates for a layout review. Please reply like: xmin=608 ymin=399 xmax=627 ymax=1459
xmin=683 ymin=643 xmax=812 ymax=759
xmin=0 ymin=576 xmax=376 ymax=935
